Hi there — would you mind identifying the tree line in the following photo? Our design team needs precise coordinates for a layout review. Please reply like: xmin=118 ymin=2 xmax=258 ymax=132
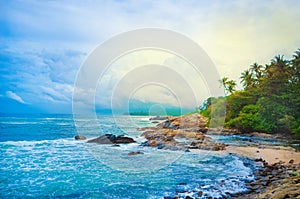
xmin=199 ymin=49 xmax=300 ymax=137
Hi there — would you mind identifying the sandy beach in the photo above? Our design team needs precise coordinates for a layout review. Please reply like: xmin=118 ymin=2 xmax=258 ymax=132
xmin=226 ymin=146 xmax=300 ymax=165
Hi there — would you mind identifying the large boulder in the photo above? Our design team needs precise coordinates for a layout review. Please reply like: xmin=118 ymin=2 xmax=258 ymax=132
xmin=87 ymin=134 xmax=136 ymax=144
xmin=87 ymin=135 xmax=112 ymax=144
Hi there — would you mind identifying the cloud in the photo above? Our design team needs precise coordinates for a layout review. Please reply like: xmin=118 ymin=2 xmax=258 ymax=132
xmin=6 ymin=91 xmax=27 ymax=104
xmin=1 ymin=0 xmax=300 ymax=113
xmin=92 ymin=50 xmax=210 ymax=111
xmin=190 ymin=0 xmax=300 ymax=87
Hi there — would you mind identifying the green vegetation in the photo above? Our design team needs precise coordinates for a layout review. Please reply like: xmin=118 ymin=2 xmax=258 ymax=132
xmin=199 ymin=49 xmax=300 ymax=137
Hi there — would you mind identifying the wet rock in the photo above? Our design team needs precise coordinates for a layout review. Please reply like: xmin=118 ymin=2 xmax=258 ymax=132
xmin=163 ymin=196 xmax=179 ymax=199
xmin=112 ymin=136 xmax=136 ymax=144
xmin=127 ymin=151 xmax=143 ymax=156
xmin=150 ymin=116 xmax=168 ymax=120
xmin=87 ymin=134 xmax=135 ymax=144
xmin=87 ymin=135 xmax=112 ymax=144
xmin=230 ymin=192 xmax=242 ymax=197
xmin=74 ymin=135 xmax=87 ymax=140
xmin=149 ymin=140 xmax=158 ymax=146
xmin=197 ymin=191 xmax=203 ymax=197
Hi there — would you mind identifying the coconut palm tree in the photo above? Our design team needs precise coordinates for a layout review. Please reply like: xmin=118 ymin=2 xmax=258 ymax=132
xmin=227 ymin=80 xmax=237 ymax=94
xmin=240 ymin=69 xmax=253 ymax=89
xmin=250 ymin=62 xmax=263 ymax=79
xmin=219 ymin=77 xmax=236 ymax=95
xmin=271 ymin=55 xmax=290 ymax=75
xmin=291 ymin=49 xmax=300 ymax=82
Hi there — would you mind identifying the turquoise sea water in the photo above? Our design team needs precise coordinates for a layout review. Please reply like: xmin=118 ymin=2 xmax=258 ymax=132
xmin=0 ymin=114 xmax=259 ymax=198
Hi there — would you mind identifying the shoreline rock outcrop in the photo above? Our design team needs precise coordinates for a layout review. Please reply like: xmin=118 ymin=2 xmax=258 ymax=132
xmin=139 ymin=113 xmax=226 ymax=151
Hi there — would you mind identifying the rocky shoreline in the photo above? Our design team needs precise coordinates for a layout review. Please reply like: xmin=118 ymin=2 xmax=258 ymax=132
xmin=139 ymin=113 xmax=227 ymax=151
xmin=234 ymin=160 xmax=300 ymax=199
xmin=75 ymin=113 xmax=300 ymax=198
xmin=143 ymin=113 xmax=300 ymax=198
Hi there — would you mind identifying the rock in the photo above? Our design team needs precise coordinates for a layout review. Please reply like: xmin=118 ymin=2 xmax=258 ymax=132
xmin=150 ymin=116 xmax=168 ymax=120
xmin=149 ymin=140 xmax=158 ymax=146
xmin=162 ymin=113 xmax=208 ymax=130
xmin=289 ymin=159 xmax=295 ymax=164
xmin=112 ymin=136 xmax=136 ymax=144
xmin=87 ymin=134 xmax=135 ymax=144
xmin=75 ymin=135 xmax=87 ymax=140
xmin=175 ymin=131 xmax=205 ymax=140
xmin=137 ymin=127 xmax=157 ymax=131
xmin=240 ymin=161 xmax=300 ymax=199
xmin=127 ymin=151 xmax=143 ymax=156
xmin=198 ymin=191 xmax=203 ymax=197
xmin=139 ymin=114 xmax=226 ymax=151
xmin=87 ymin=135 xmax=112 ymax=144
xmin=164 ymin=196 xmax=179 ymax=199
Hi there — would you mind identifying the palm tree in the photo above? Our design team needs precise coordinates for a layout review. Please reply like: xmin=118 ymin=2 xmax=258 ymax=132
xmin=262 ymin=55 xmax=292 ymax=95
xmin=219 ymin=77 xmax=236 ymax=95
xmin=250 ymin=62 xmax=263 ymax=79
xmin=271 ymin=55 xmax=290 ymax=74
xmin=227 ymin=80 xmax=237 ymax=94
xmin=240 ymin=69 xmax=253 ymax=89
xmin=291 ymin=49 xmax=300 ymax=82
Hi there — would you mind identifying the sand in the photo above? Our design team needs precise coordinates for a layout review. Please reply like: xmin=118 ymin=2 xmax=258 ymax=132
xmin=226 ymin=146 xmax=300 ymax=164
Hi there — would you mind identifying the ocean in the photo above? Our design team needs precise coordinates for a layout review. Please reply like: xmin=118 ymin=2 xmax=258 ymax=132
xmin=0 ymin=114 xmax=259 ymax=198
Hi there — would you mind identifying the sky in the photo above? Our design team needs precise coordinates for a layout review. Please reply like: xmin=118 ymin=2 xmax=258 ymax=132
xmin=1 ymin=0 xmax=300 ymax=114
